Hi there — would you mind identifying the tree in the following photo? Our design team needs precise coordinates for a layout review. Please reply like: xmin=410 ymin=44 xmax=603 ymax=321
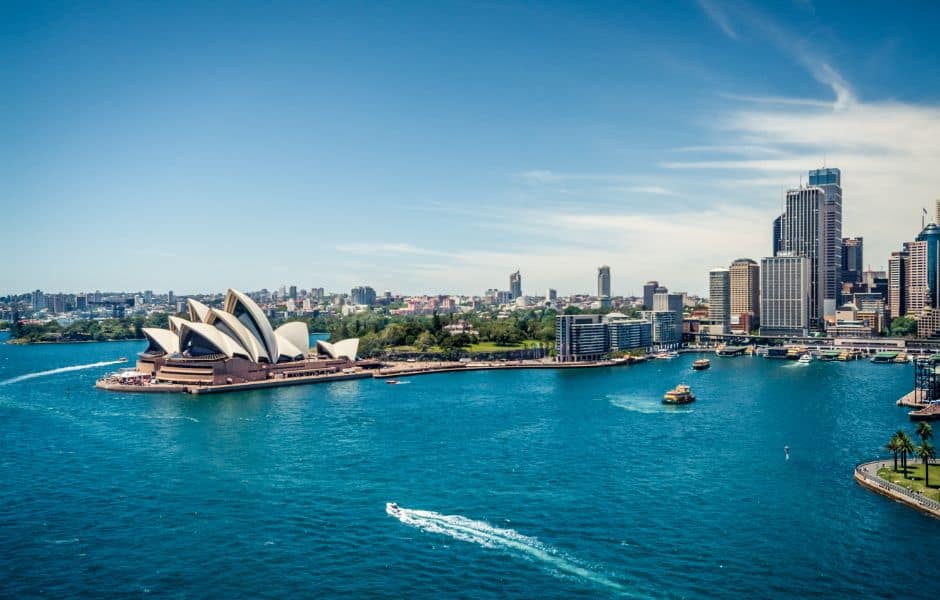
xmin=414 ymin=331 xmax=435 ymax=352
xmin=886 ymin=434 xmax=901 ymax=471
xmin=889 ymin=316 xmax=917 ymax=337
xmin=916 ymin=441 xmax=935 ymax=486
xmin=916 ymin=421 xmax=933 ymax=445
xmin=897 ymin=430 xmax=916 ymax=473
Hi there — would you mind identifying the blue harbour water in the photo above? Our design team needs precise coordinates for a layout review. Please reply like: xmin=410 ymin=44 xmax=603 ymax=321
xmin=2 ymin=332 xmax=939 ymax=598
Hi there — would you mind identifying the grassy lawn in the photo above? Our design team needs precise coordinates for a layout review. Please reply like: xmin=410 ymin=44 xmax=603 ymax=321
xmin=468 ymin=340 xmax=539 ymax=353
xmin=878 ymin=464 xmax=940 ymax=502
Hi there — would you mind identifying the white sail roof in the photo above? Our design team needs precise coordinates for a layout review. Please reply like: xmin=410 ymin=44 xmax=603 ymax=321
xmin=316 ymin=338 xmax=359 ymax=360
xmin=142 ymin=328 xmax=180 ymax=355
xmin=178 ymin=322 xmax=250 ymax=359
xmin=274 ymin=322 xmax=310 ymax=356
xmin=187 ymin=299 xmax=211 ymax=323
xmin=223 ymin=289 xmax=278 ymax=363
xmin=206 ymin=308 xmax=269 ymax=363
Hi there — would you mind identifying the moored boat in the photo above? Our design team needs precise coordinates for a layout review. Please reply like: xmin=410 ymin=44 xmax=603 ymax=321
xmin=692 ymin=358 xmax=711 ymax=370
xmin=797 ymin=353 xmax=812 ymax=364
xmin=663 ymin=384 xmax=695 ymax=404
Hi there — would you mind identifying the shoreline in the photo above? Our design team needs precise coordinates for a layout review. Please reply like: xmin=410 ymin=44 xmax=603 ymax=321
xmin=854 ymin=460 xmax=940 ymax=520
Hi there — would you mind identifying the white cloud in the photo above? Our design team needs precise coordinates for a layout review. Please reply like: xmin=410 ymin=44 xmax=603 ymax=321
xmin=696 ymin=0 xmax=738 ymax=39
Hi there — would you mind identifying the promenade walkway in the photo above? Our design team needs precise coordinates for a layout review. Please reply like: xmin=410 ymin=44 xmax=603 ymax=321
xmin=855 ymin=459 xmax=940 ymax=519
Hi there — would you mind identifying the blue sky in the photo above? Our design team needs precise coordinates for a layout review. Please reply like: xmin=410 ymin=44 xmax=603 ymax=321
xmin=3 ymin=0 xmax=939 ymax=296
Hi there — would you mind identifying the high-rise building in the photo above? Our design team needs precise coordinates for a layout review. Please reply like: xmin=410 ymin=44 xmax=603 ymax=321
xmin=350 ymin=286 xmax=377 ymax=306
xmin=808 ymin=167 xmax=842 ymax=318
xmin=509 ymin=271 xmax=522 ymax=300
xmin=650 ymin=311 xmax=680 ymax=345
xmin=642 ymin=281 xmax=659 ymax=310
xmin=653 ymin=292 xmax=683 ymax=342
xmin=760 ymin=255 xmax=811 ymax=336
xmin=888 ymin=247 xmax=909 ymax=319
xmin=605 ymin=314 xmax=652 ymax=351
xmin=780 ymin=186 xmax=825 ymax=327
xmin=729 ymin=258 xmax=760 ymax=332
xmin=597 ymin=265 xmax=611 ymax=298
xmin=915 ymin=223 xmax=940 ymax=308
xmin=168 ymin=290 xmax=175 ymax=306
xmin=545 ymin=288 xmax=557 ymax=302
xmin=289 ymin=285 xmax=298 ymax=301
xmin=907 ymin=240 xmax=929 ymax=314
xmin=708 ymin=268 xmax=730 ymax=334
xmin=935 ymin=198 xmax=940 ymax=226
xmin=31 ymin=289 xmax=44 ymax=311
xmin=772 ymin=215 xmax=783 ymax=256
xmin=841 ymin=237 xmax=863 ymax=285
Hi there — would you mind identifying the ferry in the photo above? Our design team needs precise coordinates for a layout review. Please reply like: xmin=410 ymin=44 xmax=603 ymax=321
xmin=797 ymin=353 xmax=812 ymax=365
xmin=894 ymin=352 xmax=909 ymax=363
xmin=871 ymin=351 xmax=901 ymax=364
xmin=692 ymin=358 xmax=711 ymax=371
xmin=663 ymin=384 xmax=695 ymax=405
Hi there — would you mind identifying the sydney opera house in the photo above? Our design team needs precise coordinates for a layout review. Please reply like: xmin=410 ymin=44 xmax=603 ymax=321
xmin=135 ymin=289 xmax=365 ymax=386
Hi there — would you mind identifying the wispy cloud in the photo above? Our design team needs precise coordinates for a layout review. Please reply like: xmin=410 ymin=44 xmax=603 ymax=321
xmin=696 ymin=0 xmax=738 ymax=39
xmin=622 ymin=185 xmax=679 ymax=196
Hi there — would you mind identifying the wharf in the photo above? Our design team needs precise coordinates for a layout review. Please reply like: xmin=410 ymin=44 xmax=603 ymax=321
xmin=373 ymin=358 xmax=632 ymax=379
xmin=909 ymin=403 xmax=940 ymax=421
xmin=897 ymin=389 xmax=929 ymax=407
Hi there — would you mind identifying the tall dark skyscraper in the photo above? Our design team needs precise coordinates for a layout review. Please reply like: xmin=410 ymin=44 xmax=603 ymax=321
xmin=808 ymin=167 xmax=842 ymax=317
xmin=509 ymin=271 xmax=522 ymax=299
xmin=772 ymin=214 xmax=783 ymax=256
xmin=642 ymin=281 xmax=659 ymax=310
xmin=841 ymin=237 xmax=863 ymax=284
xmin=597 ymin=265 xmax=611 ymax=298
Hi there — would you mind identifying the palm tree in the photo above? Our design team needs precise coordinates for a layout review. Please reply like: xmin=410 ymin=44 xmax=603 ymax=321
xmin=916 ymin=421 xmax=933 ymax=445
xmin=916 ymin=441 xmax=935 ymax=487
xmin=886 ymin=434 xmax=901 ymax=471
xmin=898 ymin=431 xmax=916 ymax=474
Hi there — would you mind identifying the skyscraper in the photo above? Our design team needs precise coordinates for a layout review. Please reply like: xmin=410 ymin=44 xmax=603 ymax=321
xmin=761 ymin=255 xmax=811 ymax=336
xmin=915 ymin=223 xmax=940 ymax=308
xmin=888 ymin=247 xmax=909 ymax=319
xmin=729 ymin=258 xmax=760 ymax=332
xmin=708 ymin=268 xmax=730 ymax=334
xmin=935 ymin=198 xmax=940 ymax=226
xmin=350 ymin=286 xmax=377 ymax=306
xmin=31 ymin=289 xmax=44 ymax=311
xmin=772 ymin=215 xmax=783 ymax=256
xmin=509 ymin=271 xmax=522 ymax=299
xmin=597 ymin=265 xmax=611 ymax=298
xmin=808 ymin=167 xmax=842 ymax=318
xmin=841 ymin=237 xmax=863 ymax=284
xmin=780 ymin=186 xmax=825 ymax=328
xmin=642 ymin=281 xmax=659 ymax=310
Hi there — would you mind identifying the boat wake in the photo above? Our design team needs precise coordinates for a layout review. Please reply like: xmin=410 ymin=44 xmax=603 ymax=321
xmin=0 ymin=360 xmax=124 ymax=386
xmin=386 ymin=503 xmax=623 ymax=592
xmin=608 ymin=395 xmax=693 ymax=414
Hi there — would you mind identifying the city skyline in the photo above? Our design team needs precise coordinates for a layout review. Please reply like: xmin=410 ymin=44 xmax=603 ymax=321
xmin=3 ymin=1 xmax=940 ymax=295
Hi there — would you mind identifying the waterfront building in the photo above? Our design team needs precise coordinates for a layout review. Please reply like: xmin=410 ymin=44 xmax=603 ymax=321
xmin=350 ymin=286 xmax=377 ymax=306
xmin=604 ymin=313 xmax=652 ymax=351
xmin=597 ymin=265 xmax=611 ymax=299
xmin=760 ymin=255 xmax=811 ymax=336
xmin=708 ymin=268 xmax=730 ymax=334
xmin=809 ymin=167 xmax=842 ymax=318
xmin=138 ymin=289 xmax=361 ymax=385
xmin=642 ymin=281 xmax=659 ymax=310
xmin=917 ymin=307 xmax=940 ymax=338
xmin=509 ymin=271 xmax=522 ymax=300
xmin=651 ymin=311 xmax=680 ymax=346
xmin=555 ymin=314 xmax=608 ymax=362
xmin=653 ymin=291 xmax=683 ymax=341
xmin=729 ymin=258 xmax=760 ymax=333
xmin=780 ymin=185 xmax=826 ymax=326
xmin=888 ymin=247 xmax=909 ymax=319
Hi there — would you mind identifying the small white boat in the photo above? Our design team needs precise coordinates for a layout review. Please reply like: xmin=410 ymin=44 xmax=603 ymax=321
xmin=797 ymin=354 xmax=812 ymax=364
xmin=655 ymin=351 xmax=679 ymax=360
xmin=386 ymin=502 xmax=402 ymax=516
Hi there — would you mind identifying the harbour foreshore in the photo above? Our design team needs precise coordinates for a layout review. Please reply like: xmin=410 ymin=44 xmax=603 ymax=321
xmin=854 ymin=459 xmax=940 ymax=519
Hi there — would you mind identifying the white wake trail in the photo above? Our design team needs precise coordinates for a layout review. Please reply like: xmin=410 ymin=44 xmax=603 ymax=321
xmin=386 ymin=503 xmax=624 ymax=592
xmin=0 ymin=360 xmax=124 ymax=386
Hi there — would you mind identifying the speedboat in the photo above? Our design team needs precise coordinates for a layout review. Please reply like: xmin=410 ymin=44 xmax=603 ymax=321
xmin=797 ymin=353 xmax=812 ymax=364
xmin=386 ymin=379 xmax=400 ymax=384
xmin=663 ymin=384 xmax=695 ymax=405
xmin=386 ymin=502 xmax=402 ymax=516
xmin=118 ymin=357 xmax=128 ymax=363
